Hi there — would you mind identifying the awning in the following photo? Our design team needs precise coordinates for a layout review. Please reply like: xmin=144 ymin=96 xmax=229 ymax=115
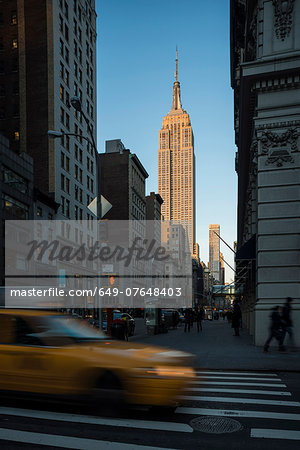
xmin=236 ymin=234 xmax=256 ymax=260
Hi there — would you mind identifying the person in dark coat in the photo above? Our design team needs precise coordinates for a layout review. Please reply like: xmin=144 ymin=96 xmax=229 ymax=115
xmin=282 ymin=297 xmax=296 ymax=350
xmin=263 ymin=306 xmax=285 ymax=352
xmin=231 ymin=301 xmax=242 ymax=336
xmin=196 ymin=308 xmax=203 ymax=332
xmin=184 ymin=309 xmax=191 ymax=333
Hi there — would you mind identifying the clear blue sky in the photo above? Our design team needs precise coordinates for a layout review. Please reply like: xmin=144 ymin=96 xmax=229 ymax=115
xmin=96 ymin=0 xmax=237 ymax=283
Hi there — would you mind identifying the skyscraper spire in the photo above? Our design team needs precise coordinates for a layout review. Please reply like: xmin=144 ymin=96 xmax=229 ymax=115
xmin=175 ymin=46 xmax=178 ymax=82
xmin=172 ymin=47 xmax=182 ymax=111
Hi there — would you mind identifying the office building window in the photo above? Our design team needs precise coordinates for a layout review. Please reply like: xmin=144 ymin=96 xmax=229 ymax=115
xmin=60 ymin=84 xmax=64 ymax=101
xmin=65 ymin=47 xmax=69 ymax=64
xmin=12 ymin=38 xmax=18 ymax=49
xmin=65 ymin=24 xmax=69 ymax=42
xmin=11 ymin=11 xmax=17 ymax=25
xmin=3 ymin=195 xmax=28 ymax=219
xmin=59 ymin=14 xmax=63 ymax=32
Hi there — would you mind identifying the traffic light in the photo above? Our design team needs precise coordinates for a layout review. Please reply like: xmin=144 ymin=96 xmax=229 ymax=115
xmin=107 ymin=274 xmax=119 ymax=287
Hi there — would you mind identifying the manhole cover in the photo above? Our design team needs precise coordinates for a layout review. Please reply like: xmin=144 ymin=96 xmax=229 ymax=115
xmin=190 ymin=416 xmax=242 ymax=434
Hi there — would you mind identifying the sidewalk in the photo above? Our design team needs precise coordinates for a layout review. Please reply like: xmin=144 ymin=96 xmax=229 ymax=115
xmin=131 ymin=319 xmax=300 ymax=371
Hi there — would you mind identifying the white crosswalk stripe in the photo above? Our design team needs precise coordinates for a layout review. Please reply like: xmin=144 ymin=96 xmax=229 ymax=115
xmin=0 ymin=370 xmax=297 ymax=446
xmin=179 ymin=370 xmax=299 ymax=441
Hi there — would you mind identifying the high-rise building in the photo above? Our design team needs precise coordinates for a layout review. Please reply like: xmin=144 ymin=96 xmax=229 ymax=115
xmin=99 ymin=139 xmax=149 ymax=221
xmin=158 ymin=50 xmax=196 ymax=255
xmin=209 ymin=224 xmax=220 ymax=283
xmin=0 ymin=0 xmax=97 ymax=220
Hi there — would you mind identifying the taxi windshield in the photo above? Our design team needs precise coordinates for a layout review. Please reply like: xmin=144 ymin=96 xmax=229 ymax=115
xmin=30 ymin=316 xmax=107 ymax=345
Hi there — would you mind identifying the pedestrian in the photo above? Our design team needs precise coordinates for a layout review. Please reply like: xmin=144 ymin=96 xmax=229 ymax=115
xmin=196 ymin=308 xmax=202 ymax=332
xmin=282 ymin=297 xmax=296 ymax=351
xmin=263 ymin=306 xmax=286 ymax=353
xmin=232 ymin=301 xmax=242 ymax=336
xmin=184 ymin=309 xmax=191 ymax=333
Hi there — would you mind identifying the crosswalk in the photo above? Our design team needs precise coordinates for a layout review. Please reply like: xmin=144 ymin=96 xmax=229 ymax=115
xmin=0 ymin=370 xmax=299 ymax=448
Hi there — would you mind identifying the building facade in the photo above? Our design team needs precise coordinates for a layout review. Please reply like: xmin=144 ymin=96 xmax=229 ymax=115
xmin=231 ymin=0 xmax=300 ymax=345
xmin=209 ymin=224 xmax=221 ymax=283
xmin=0 ymin=0 xmax=97 ymax=220
xmin=157 ymin=51 xmax=196 ymax=256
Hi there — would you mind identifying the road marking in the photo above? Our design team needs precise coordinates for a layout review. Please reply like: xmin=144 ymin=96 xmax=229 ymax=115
xmin=186 ymin=388 xmax=291 ymax=396
xmin=189 ymin=381 xmax=286 ymax=387
xmin=0 ymin=407 xmax=193 ymax=433
xmin=0 ymin=428 xmax=176 ymax=449
xmin=196 ymin=376 xmax=282 ymax=381
xmin=196 ymin=371 xmax=279 ymax=377
xmin=179 ymin=395 xmax=300 ymax=407
xmin=176 ymin=407 xmax=300 ymax=421
xmin=251 ymin=428 xmax=300 ymax=440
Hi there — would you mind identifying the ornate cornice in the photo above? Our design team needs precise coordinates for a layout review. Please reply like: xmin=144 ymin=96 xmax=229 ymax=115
xmin=258 ymin=128 xmax=299 ymax=167
xmin=252 ymin=75 xmax=300 ymax=93
xmin=273 ymin=0 xmax=295 ymax=41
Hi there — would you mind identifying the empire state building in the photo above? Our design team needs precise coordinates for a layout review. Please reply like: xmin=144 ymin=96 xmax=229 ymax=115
xmin=158 ymin=51 xmax=196 ymax=256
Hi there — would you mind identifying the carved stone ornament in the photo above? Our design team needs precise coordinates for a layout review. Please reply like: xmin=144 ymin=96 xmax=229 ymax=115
xmin=273 ymin=0 xmax=295 ymax=41
xmin=258 ymin=128 xmax=298 ymax=167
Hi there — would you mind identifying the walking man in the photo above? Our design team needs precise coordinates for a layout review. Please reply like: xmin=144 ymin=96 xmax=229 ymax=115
xmin=232 ymin=300 xmax=242 ymax=336
xmin=184 ymin=309 xmax=191 ymax=333
xmin=196 ymin=308 xmax=203 ymax=332
xmin=263 ymin=306 xmax=285 ymax=352
xmin=282 ymin=297 xmax=296 ymax=351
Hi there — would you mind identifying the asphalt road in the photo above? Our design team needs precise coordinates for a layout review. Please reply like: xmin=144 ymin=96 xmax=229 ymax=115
xmin=0 ymin=370 xmax=299 ymax=449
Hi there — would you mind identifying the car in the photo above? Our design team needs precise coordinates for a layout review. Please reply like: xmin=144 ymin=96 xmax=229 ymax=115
xmin=113 ymin=312 xmax=135 ymax=336
xmin=102 ymin=310 xmax=135 ymax=336
xmin=0 ymin=309 xmax=195 ymax=408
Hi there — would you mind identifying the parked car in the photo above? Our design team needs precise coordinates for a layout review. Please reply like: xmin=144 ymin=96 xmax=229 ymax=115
xmin=0 ymin=310 xmax=195 ymax=408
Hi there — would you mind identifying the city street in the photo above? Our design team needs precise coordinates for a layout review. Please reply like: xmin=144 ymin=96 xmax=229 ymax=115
xmin=0 ymin=320 xmax=299 ymax=449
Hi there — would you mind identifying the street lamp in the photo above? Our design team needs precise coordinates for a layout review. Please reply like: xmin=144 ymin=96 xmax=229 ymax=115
xmin=47 ymin=96 xmax=100 ymax=218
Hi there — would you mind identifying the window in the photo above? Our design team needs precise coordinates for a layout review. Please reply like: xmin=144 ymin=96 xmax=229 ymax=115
xmin=73 ymin=18 xmax=77 ymax=36
xmin=74 ymin=39 xmax=77 ymax=57
xmin=61 ymin=151 xmax=65 ymax=168
xmin=60 ymin=107 xmax=65 ymax=125
xmin=74 ymin=61 xmax=78 ymax=77
xmin=74 ymin=82 xmax=78 ymax=96
xmin=60 ymin=84 xmax=64 ymax=101
xmin=11 ymin=11 xmax=17 ymax=25
xmin=65 ymin=112 xmax=70 ymax=129
xmin=14 ymin=131 xmax=20 ymax=141
xmin=65 ymin=47 xmax=69 ymax=64
xmin=59 ymin=14 xmax=63 ymax=32
xmin=66 ymin=156 xmax=70 ymax=171
xmin=65 ymin=90 xmax=70 ymax=108
xmin=61 ymin=196 xmax=65 ymax=214
xmin=12 ymin=38 xmax=18 ymax=49
xmin=65 ymin=69 xmax=69 ymax=86
xmin=60 ymin=62 xmax=64 ymax=79
xmin=3 ymin=167 xmax=28 ymax=193
xmin=78 ymin=6 xmax=82 ymax=22
xmin=66 ymin=177 xmax=70 ymax=194
xmin=78 ymin=27 xmax=82 ymax=43
xmin=3 ymin=194 xmax=28 ymax=219
xmin=59 ymin=39 xmax=64 ymax=56
xmin=78 ymin=48 xmax=82 ymax=64
xmin=78 ymin=68 xmax=82 ymax=84
xmin=61 ymin=173 xmax=65 ymax=190
xmin=65 ymin=24 xmax=69 ymax=42
xmin=90 ymin=67 xmax=93 ymax=82
xmin=66 ymin=199 xmax=70 ymax=218
xmin=73 ymin=0 xmax=77 ymax=13
xmin=64 ymin=1 xmax=69 ymax=19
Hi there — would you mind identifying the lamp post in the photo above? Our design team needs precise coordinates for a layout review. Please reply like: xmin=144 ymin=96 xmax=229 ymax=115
xmin=48 ymin=96 xmax=100 ymax=218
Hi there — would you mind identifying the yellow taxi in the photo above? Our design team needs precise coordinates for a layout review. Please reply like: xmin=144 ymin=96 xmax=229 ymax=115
xmin=0 ymin=310 xmax=195 ymax=407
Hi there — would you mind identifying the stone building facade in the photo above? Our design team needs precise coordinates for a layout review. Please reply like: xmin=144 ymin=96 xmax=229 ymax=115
xmin=231 ymin=0 xmax=300 ymax=345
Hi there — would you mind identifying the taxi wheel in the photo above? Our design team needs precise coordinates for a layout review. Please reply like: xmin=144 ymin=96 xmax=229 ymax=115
xmin=94 ymin=372 xmax=125 ymax=412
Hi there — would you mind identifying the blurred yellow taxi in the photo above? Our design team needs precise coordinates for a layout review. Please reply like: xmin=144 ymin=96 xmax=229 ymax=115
xmin=0 ymin=310 xmax=195 ymax=407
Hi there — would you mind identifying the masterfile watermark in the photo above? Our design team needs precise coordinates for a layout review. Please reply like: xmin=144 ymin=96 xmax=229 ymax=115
xmin=5 ymin=220 xmax=193 ymax=308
